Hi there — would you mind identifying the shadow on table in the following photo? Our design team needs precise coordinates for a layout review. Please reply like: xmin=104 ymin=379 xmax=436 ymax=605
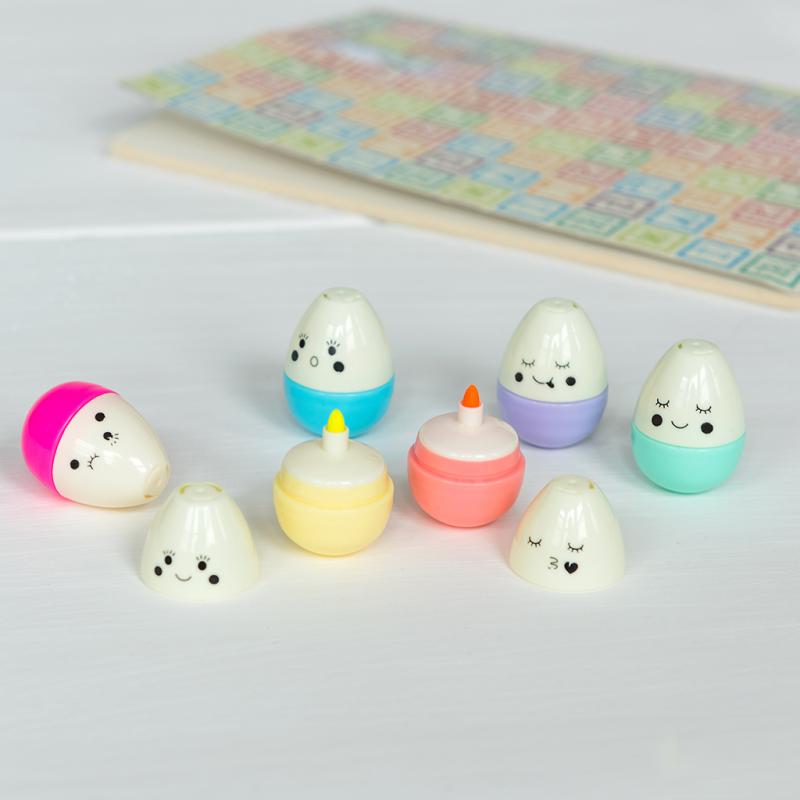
xmin=228 ymin=353 xmax=291 ymax=430
xmin=0 ymin=435 xmax=41 ymax=496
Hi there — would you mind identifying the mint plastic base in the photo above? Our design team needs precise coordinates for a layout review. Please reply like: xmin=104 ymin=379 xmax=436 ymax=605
xmin=631 ymin=424 xmax=745 ymax=494
xmin=283 ymin=373 xmax=394 ymax=437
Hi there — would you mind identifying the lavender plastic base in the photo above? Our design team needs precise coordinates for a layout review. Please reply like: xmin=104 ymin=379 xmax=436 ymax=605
xmin=497 ymin=383 xmax=608 ymax=449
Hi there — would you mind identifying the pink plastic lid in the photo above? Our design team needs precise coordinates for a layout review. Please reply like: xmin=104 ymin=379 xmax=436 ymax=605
xmin=21 ymin=382 xmax=115 ymax=492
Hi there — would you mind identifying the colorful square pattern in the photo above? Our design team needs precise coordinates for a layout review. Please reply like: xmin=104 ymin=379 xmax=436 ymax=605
xmin=127 ymin=11 xmax=800 ymax=294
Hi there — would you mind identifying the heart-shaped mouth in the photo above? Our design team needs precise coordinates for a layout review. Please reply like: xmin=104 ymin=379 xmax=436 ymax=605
xmin=564 ymin=562 xmax=579 ymax=574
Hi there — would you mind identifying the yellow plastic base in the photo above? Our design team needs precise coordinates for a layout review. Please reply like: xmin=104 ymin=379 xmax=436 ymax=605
xmin=273 ymin=479 xmax=394 ymax=556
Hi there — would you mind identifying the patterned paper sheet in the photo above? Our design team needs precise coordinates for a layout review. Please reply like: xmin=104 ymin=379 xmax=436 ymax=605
xmin=128 ymin=11 xmax=800 ymax=293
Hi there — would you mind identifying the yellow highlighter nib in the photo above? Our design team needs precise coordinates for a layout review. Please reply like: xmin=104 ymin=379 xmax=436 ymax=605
xmin=326 ymin=409 xmax=347 ymax=434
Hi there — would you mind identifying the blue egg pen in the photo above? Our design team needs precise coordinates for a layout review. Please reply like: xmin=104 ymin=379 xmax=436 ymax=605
xmin=284 ymin=373 xmax=394 ymax=437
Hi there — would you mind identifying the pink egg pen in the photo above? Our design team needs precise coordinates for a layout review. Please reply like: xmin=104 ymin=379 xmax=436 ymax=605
xmin=407 ymin=385 xmax=525 ymax=528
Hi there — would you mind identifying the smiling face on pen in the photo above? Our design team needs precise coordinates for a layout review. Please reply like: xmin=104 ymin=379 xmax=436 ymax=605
xmin=633 ymin=340 xmax=744 ymax=448
xmin=499 ymin=298 xmax=606 ymax=403
xmin=139 ymin=483 xmax=259 ymax=602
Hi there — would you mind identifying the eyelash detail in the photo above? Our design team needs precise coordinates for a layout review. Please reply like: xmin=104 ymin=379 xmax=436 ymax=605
xmin=521 ymin=358 xmax=534 ymax=367
xmin=326 ymin=339 xmax=341 ymax=348
xmin=196 ymin=554 xmax=210 ymax=562
xmin=567 ymin=543 xmax=583 ymax=552
xmin=696 ymin=404 xmax=712 ymax=414
xmin=655 ymin=399 xmax=670 ymax=408
xmin=86 ymin=454 xmax=99 ymax=470
xmin=555 ymin=361 xmax=570 ymax=369
xmin=163 ymin=549 xmax=175 ymax=556
xmin=527 ymin=537 xmax=542 ymax=547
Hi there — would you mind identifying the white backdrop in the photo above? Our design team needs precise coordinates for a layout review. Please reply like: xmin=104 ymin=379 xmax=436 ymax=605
xmin=2 ymin=2 xmax=799 ymax=798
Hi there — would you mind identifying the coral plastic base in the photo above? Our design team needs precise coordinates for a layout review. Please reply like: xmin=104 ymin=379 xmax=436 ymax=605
xmin=407 ymin=441 xmax=525 ymax=528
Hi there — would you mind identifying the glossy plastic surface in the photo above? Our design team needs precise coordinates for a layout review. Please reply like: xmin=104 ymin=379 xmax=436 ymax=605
xmin=21 ymin=381 xmax=111 ymax=492
xmin=499 ymin=298 xmax=607 ymax=403
xmin=633 ymin=339 xmax=745 ymax=448
xmin=631 ymin=425 xmax=746 ymax=494
xmin=632 ymin=339 xmax=745 ymax=492
xmin=407 ymin=386 xmax=525 ymax=528
xmin=509 ymin=475 xmax=625 ymax=592
xmin=140 ymin=482 xmax=259 ymax=602
xmin=418 ymin=386 xmax=520 ymax=461
xmin=22 ymin=382 xmax=170 ymax=508
xmin=273 ymin=411 xmax=393 ymax=556
xmin=498 ymin=298 xmax=607 ymax=447
xmin=497 ymin=383 xmax=608 ymax=448
xmin=284 ymin=287 xmax=393 ymax=392
xmin=283 ymin=372 xmax=394 ymax=437
xmin=274 ymin=485 xmax=393 ymax=556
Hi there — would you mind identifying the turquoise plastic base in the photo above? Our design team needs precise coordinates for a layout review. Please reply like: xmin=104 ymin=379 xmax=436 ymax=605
xmin=631 ymin=424 xmax=745 ymax=494
xmin=283 ymin=373 xmax=394 ymax=437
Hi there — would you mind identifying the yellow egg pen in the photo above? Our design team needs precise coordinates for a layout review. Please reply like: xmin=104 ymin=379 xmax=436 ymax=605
xmin=273 ymin=409 xmax=394 ymax=556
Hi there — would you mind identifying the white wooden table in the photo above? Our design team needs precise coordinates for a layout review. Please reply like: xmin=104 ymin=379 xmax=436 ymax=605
xmin=2 ymin=3 xmax=799 ymax=798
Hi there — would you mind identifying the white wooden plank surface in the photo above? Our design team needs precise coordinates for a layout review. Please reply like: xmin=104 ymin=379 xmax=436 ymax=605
xmin=3 ymin=0 xmax=800 ymax=796
xmin=1 ymin=226 xmax=798 ymax=798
